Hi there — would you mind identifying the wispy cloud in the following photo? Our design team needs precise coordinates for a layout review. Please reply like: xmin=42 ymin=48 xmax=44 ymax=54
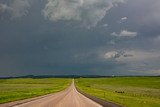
xmin=104 ymin=51 xmax=125 ymax=59
xmin=118 ymin=16 xmax=127 ymax=23
xmin=116 ymin=50 xmax=160 ymax=62
xmin=121 ymin=17 xmax=127 ymax=20
xmin=111 ymin=30 xmax=137 ymax=38
xmin=0 ymin=0 xmax=31 ymax=19
xmin=104 ymin=50 xmax=134 ymax=60
xmin=103 ymin=23 xmax=108 ymax=27
xmin=11 ymin=0 xmax=30 ymax=19
xmin=0 ymin=4 xmax=12 ymax=13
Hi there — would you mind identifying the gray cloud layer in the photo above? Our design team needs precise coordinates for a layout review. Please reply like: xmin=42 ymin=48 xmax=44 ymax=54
xmin=0 ymin=0 xmax=160 ymax=76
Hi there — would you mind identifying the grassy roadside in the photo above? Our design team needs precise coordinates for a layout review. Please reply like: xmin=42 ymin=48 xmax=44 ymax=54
xmin=75 ymin=77 xmax=160 ymax=107
xmin=0 ymin=78 xmax=71 ymax=104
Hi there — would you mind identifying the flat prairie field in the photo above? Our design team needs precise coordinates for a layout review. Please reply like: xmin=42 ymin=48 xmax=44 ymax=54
xmin=0 ymin=78 xmax=71 ymax=104
xmin=75 ymin=77 xmax=160 ymax=107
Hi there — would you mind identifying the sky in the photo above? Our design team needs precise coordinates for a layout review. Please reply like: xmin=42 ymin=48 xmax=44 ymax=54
xmin=0 ymin=0 xmax=160 ymax=76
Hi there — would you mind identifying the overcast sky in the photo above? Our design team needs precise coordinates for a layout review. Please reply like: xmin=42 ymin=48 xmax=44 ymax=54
xmin=0 ymin=0 xmax=160 ymax=76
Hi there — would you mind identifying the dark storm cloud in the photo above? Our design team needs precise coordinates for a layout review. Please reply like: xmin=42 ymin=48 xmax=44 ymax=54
xmin=0 ymin=0 xmax=160 ymax=76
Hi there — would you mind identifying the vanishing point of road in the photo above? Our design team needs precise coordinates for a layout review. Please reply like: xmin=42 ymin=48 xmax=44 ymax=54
xmin=11 ymin=80 xmax=102 ymax=107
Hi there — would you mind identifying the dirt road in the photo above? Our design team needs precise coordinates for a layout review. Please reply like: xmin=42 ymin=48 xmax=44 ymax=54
xmin=12 ymin=80 xmax=102 ymax=107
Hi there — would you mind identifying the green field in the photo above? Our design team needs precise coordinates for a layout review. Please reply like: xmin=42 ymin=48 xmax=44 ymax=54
xmin=75 ymin=77 xmax=160 ymax=107
xmin=0 ymin=78 xmax=71 ymax=104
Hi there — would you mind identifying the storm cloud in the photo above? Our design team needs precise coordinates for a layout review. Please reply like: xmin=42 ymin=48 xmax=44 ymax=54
xmin=0 ymin=0 xmax=160 ymax=76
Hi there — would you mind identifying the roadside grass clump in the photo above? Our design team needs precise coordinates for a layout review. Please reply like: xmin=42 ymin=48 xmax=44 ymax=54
xmin=75 ymin=77 xmax=160 ymax=107
xmin=0 ymin=78 xmax=71 ymax=104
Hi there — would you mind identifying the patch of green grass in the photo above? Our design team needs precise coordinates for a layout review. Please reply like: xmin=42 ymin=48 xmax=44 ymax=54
xmin=75 ymin=77 xmax=160 ymax=107
xmin=0 ymin=78 xmax=71 ymax=104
